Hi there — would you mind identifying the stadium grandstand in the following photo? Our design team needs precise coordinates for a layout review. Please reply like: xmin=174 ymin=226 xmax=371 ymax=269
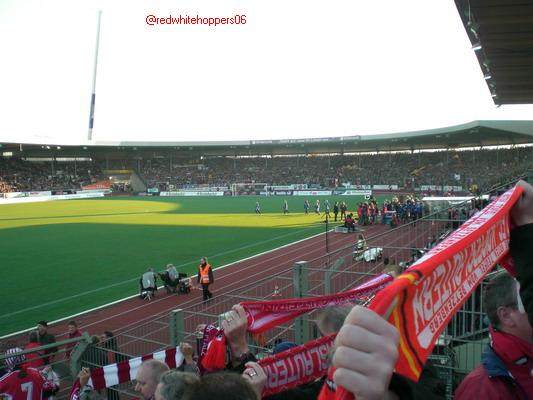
xmin=1 ymin=120 xmax=532 ymax=196
xmin=2 ymin=2 xmax=533 ymax=400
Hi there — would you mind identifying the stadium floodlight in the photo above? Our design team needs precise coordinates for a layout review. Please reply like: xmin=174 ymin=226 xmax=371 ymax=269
xmin=484 ymin=74 xmax=492 ymax=80
xmin=471 ymin=42 xmax=482 ymax=51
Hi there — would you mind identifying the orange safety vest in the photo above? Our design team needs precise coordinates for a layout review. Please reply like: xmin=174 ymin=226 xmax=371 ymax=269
xmin=199 ymin=263 xmax=211 ymax=284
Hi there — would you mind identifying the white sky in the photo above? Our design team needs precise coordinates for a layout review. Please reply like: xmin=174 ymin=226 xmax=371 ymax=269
xmin=1 ymin=0 xmax=532 ymax=145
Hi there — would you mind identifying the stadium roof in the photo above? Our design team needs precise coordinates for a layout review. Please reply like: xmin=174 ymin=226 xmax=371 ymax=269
xmin=1 ymin=120 xmax=532 ymax=158
xmin=455 ymin=0 xmax=533 ymax=105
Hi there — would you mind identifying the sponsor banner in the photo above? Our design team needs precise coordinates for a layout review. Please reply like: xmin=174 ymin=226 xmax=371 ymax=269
xmin=4 ymin=192 xmax=27 ymax=199
xmin=373 ymin=185 xmax=399 ymax=190
xmin=53 ymin=193 xmax=105 ymax=200
xmin=419 ymin=185 xmax=463 ymax=192
xmin=241 ymin=273 xmax=392 ymax=334
xmin=79 ymin=189 xmax=111 ymax=194
xmin=342 ymin=184 xmax=372 ymax=190
xmin=0 ymin=192 xmax=105 ymax=205
xmin=160 ymin=191 xmax=224 ymax=197
xmin=82 ymin=180 xmax=111 ymax=190
xmin=293 ymin=190 xmax=332 ymax=196
xmin=274 ymin=190 xmax=293 ymax=196
xmin=341 ymin=190 xmax=372 ymax=196
xmin=28 ymin=191 xmax=52 ymax=197
xmin=259 ymin=334 xmax=335 ymax=397
xmin=102 ymin=169 xmax=132 ymax=174
xmin=147 ymin=187 xmax=159 ymax=193
xmin=267 ymin=185 xmax=295 ymax=191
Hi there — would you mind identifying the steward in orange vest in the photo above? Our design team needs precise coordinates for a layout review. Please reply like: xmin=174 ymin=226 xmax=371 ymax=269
xmin=197 ymin=257 xmax=214 ymax=301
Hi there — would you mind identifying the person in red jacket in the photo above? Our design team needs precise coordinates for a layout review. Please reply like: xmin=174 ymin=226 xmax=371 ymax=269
xmin=454 ymin=271 xmax=533 ymax=400
xmin=65 ymin=321 xmax=82 ymax=359
xmin=23 ymin=331 xmax=44 ymax=370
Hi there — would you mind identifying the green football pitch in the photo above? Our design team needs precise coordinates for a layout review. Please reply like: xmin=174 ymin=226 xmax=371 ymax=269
xmin=0 ymin=194 xmax=384 ymax=336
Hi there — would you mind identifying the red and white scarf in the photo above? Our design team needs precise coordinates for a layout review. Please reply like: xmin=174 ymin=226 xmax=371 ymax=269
xmin=241 ymin=273 xmax=393 ymax=334
xmin=325 ymin=185 xmax=524 ymax=400
xmin=258 ymin=334 xmax=335 ymax=397
xmin=87 ymin=347 xmax=184 ymax=390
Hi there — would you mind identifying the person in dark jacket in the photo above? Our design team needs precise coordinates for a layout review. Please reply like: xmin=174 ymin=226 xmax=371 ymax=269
xmin=37 ymin=321 xmax=57 ymax=365
xmin=510 ymin=180 xmax=533 ymax=326
xmin=454 ymin=271 xmax=533 ymax=399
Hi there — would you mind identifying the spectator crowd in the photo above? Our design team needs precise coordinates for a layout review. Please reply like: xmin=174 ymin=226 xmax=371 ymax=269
xmin=1 ymin=147 xmax=530 ymax=195
xmin=0 ymin=159 xmax=101 ymax=193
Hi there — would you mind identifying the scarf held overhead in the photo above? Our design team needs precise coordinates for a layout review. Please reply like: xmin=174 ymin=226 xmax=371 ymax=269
xmin=328 ymin=185 xmax=523 ymax=400
xmin=87 ymin=347 xmax=184 ymax=390
xmin=258 ymin=334 xmax=335 ymax=397
xmin=241 ymin=273 xmax=393 ymax=334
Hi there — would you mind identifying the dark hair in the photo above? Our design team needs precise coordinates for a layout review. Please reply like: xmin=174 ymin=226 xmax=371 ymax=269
xmin=29 ymin=330 xmax=39 ymax=343
xmin=193 ymin=372 xmax=257 ymax=400
xmin=37 ymin=321 xmax=48 ymax=327
xmin=484 ymin=272 xmax=517 ymax=329
xmin=68 ymin=320 xmax=77 ymax=327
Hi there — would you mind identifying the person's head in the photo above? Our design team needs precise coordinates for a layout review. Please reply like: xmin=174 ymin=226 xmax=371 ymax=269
xmin=100 ymin=331 xmax=116 ymax=347
xmin=37 ymin=321 xmax=48 ymax=336
xmin=316 ymin=306 xmax=351 ymax=336
xmin=154 ymin=371 xmax=199 ymax=400
xmin=166 ymin=264 xmax=173 ymax=270
xmin=200 ymin=257 xmax=207 ymax=266
xmin=484 ymin=271 xmax=532 ymax=343
xmin=193 ymin=372 xmax=257 ymax=400
xmin=67 ymin=321 xmax=78 ymax=335
xmin=28 ymin=330 xmax=39 ymax=343
xmin=272 ymin=341 xmax=297 ymax=354
xmin=135 ymin=359 xmax=170 ymax=400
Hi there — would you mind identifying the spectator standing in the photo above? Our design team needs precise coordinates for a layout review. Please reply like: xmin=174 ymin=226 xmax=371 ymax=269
xmin=37 ymin=321 xmax=57 ymax=365
xmin=65 ymin=321 xmax=82 ymax=359
xmin=455 ymin=272 xmax=533 ymax=399
xmin=197 ymin=257 xmax=214 ymax=301
xmin=510 ymin=180 xmax=533 ymax=326
xmin=23 ymin=331 xmax=44 ymax=369
xmin=340 ymin=202 xmax=347 ymax=220
xmin=333 ymin=202 xmax=339 ymax=221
